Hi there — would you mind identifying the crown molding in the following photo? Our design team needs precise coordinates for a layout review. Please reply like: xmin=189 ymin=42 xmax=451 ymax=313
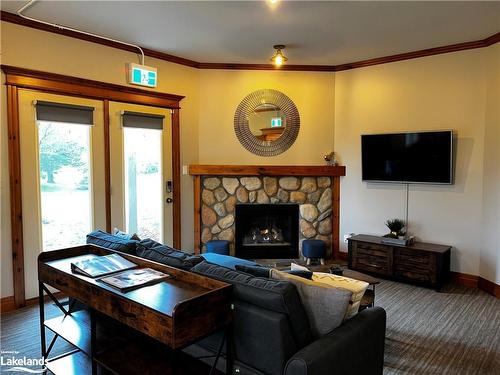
xmin=1 ymin=11 xmax=499 ymax=72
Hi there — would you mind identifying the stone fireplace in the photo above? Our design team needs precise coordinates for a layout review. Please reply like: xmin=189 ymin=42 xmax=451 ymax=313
xmin=189 ymin=165 xmax=346 ymax=260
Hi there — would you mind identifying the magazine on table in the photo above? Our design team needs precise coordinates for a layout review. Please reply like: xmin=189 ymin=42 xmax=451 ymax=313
xmin=71 ymin=253 xmax=137 ymax=278
xmin=98 ymin=268 xmax=170 ymax=292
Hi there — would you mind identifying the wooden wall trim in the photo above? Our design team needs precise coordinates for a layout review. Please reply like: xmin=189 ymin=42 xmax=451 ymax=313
xmin=197 ymin=62 xmax=336 ymax=72
xmin=451 ymin=271 xmax=479 ymax=289
xmin=193 ymin=176 xmax=202 ymax=254
xmin=189 ymin=165 xmax=346 ymax=177
xmin=2 ymin=11 xmax=498 ymax=72
xmin=478 ymin=277 xmax=500 ymax=298
xmin=1 ymin=293 xmax=67 ymax=313
xmin=6 ymin=85 xmax=26 ymax=308
xmin=1 ymin=296 xmax=16 ymax=313
xmin=333 ymin=34 xmax=500 ymax=72
xmin=171 ymin=109 xmax=181 ymax=248
xmin=1 ymin=65 xmax=184 ymax=108
xmin=103 ymin=99 xmax=111 ymax=232
xmin=332 ymin=176 xmax=341 ymax=259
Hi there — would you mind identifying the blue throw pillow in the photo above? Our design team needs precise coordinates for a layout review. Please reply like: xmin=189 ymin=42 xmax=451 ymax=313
xmin=235 ymin=264 xmax=271 ymax=278
xmin=113 ymin=228 xmax=141 ymax=241
xmin=136 ymin=238 xmax=203 ymax=270
xmin=201 ymin=253 xmax=258 ymax=270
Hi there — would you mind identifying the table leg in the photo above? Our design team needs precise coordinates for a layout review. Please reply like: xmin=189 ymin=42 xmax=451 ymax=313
xmin=39 ymin=282 xmax=46 ymax=360
xmin=372 ymin=285 xmax=376 ymax=307
xmin=90 ymin=308 xmax=97 ymax=375
xmin=225 ymin=322 xmax=234 ymax=375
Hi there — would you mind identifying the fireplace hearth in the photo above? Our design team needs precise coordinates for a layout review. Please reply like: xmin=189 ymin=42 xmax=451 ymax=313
xmin=235 ymin=204 xmax=299 ymax=259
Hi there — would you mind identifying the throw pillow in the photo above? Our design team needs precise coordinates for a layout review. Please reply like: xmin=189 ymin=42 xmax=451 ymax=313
xmin=235 ymin=265 xmax=271 ymax=278
xmin=86 ymin=230 xmax=138 ymax=254
xmin=136 ymin=239 xmax=203 ymax=270
xmin=291 ymin=263 xmax=369 ymax=318
xmin=271 ymin=269 xmax=352 ymax=338
xmin=201 ymin=253 xmax=259 ymax=270
xmin=113 ymin=228 xmax=141 ymax=241
xmin=234 ymin=265 xmax=313 ymax=280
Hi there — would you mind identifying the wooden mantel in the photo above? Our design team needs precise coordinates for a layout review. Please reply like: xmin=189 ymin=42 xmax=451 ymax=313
xmin=189 ymin=165 xmax=346 ymax=177
xmin=189 ymin=165 xmax=346 ymax=260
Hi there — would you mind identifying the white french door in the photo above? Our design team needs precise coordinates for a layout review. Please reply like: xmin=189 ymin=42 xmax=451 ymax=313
xmin=108 ymin=102 xmax=173 ymax=246
xmin=18 ymin=90 xmax=106 ymax=299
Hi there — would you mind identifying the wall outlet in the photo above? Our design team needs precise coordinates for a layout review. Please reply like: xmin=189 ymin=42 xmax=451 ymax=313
xmin=182 ymin=165 xmax=189 ymax=175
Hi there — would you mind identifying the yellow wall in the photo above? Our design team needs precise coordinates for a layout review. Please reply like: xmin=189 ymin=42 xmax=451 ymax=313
xmin=0 ymin=21 xmax=201 ymax=297
xmin=198 ymin=70 xmax=335 ymax=165
xmin=334 ymin=47 xmax=497 ymax=279
xmin=480 ymin=43 xmax=500 ymax=284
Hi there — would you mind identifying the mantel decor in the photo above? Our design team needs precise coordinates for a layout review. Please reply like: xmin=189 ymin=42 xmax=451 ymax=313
xmin=234 ymin=89 xmax=300 ymax=156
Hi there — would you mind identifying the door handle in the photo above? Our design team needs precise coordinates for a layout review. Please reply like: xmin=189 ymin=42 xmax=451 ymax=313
xmin=166 ymin=198 xmax=173 ymax=204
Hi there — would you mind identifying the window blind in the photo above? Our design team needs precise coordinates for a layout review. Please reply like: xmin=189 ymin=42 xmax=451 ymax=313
xmin=122 ymin=111 xmax=164 ymax=130
xmin=35 ymin=100 xmax=94 ymax=125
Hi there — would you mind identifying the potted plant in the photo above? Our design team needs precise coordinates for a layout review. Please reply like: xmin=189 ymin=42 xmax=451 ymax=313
xmin=385 ymin=219 xmax=406 ymax=238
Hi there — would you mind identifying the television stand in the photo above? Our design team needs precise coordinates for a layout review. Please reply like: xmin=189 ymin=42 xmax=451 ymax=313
xmin=347 ymin=234 xmax=451 ymax=291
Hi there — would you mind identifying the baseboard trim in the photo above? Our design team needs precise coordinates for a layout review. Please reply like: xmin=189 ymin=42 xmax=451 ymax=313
xmin=478 ymin=277 xmax=500 ymax=298
xmin=450 ymin=271 xmax=479 ymax=288
xmin=337 ymin=252 xmax=348 ymax=261
xmin=1 ymin=292 xmax=66 ymax=313
xmin=1 ymin=296 xmax=16 ymax=313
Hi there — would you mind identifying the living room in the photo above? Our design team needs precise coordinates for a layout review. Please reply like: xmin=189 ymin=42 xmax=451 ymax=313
xmin=1 ymin=1 xmax=499 ymax=374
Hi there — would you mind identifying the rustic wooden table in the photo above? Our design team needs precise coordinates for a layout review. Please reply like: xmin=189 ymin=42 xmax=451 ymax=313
xmin=38 ymin=245 xmax=233 ymax=375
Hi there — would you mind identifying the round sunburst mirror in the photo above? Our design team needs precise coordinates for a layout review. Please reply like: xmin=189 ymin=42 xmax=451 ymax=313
xmin=234 ymin=89 xmax=300 ymax=156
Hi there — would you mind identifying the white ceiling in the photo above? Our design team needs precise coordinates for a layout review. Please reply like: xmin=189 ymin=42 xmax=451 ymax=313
xmin=2 ymin=1 xmax=499 ymax=65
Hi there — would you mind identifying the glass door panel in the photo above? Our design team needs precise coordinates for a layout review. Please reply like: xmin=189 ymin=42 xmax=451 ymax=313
xmin=18 ymin=90 xmax=105 ymax=299
xmin=123 ymin=127 xmax=162 ymax=242
xmin=38 ymin=121 xmax=92 ymax=250
xmin=109 ymin=102 xmax=173 ymax=246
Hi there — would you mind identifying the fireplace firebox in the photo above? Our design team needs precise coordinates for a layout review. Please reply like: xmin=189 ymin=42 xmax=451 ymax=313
xmin=235 ymin=204 xmax=299 ymax=259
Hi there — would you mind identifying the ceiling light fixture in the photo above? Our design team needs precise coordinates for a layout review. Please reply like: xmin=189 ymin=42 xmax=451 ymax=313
xmin=271 ymin=45 xmax=288 ymax=67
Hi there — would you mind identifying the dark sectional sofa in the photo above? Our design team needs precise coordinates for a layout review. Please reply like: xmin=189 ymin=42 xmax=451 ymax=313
xmin=87 ymin=230 xmax=386 ymax=375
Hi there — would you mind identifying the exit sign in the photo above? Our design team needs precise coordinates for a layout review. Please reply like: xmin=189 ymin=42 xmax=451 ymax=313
xmin=128 ymin=63 xmax=157 ymax=88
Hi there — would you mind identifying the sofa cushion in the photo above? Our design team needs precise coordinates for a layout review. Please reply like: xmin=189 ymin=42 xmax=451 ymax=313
xmin=271 ymin=269 xmax=352 ymax=338
xmin=235 ymin=264 xmax=271 ymax=278
xmin=236 ymin=265 xmax=313 ymax=280
xmin=191 ymin=261 xmax=313 ymax=349
xmin=86 ymin=230 xmax=138 ymax=254
xmin=291 ymin=263 xmax=369 ymax=319
xmin=136 ymin=239 xmax=203 ymax=270
xmin=201 ymin=253 xmax=258 ymax=270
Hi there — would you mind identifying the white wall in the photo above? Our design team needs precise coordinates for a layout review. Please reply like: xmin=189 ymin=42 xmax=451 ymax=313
xmin=334 ymin=47 xmax=497 ymax=278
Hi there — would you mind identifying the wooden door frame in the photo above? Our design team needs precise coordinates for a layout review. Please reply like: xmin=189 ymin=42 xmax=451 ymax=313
xmin=2 ymin=65 xmax=185 ymax=308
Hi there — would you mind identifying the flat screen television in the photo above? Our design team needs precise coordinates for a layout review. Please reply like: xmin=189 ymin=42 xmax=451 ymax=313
xmin=361 ymin=130 xmax=453 ymax=184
